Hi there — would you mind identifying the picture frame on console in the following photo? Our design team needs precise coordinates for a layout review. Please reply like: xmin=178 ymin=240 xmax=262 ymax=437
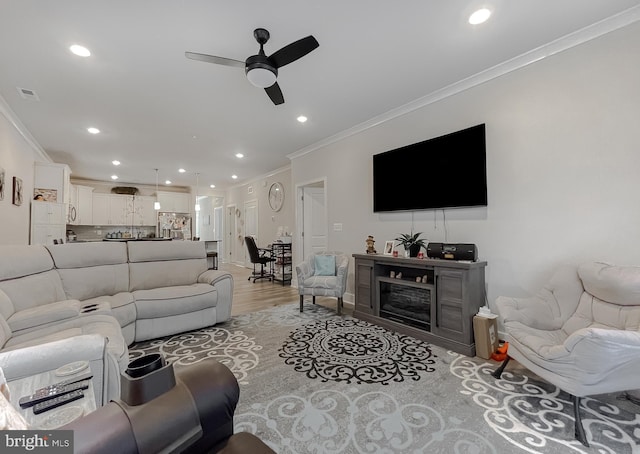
xmin=383 ymin=240 xmax=394 ymax=255
xmin=12 ymin=176 xmax=22 ymax=206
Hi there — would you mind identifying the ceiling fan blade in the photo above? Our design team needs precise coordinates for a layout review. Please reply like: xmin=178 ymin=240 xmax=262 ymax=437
xmin=268 ymin=35 xmax=319 ymax=68
xmin=265 ymin=82 xmax=284 ymax=105
xmin=185 ymin=51 xmax=245 ymax=68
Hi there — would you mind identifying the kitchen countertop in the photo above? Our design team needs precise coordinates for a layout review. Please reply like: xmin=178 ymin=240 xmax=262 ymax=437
xmin=102 ymin=238 xmax=173 ymax=241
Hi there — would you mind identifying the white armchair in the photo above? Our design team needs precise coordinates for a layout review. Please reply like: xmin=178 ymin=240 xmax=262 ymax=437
xmin=296 ymin=252 xmax=349 ymax=315
xmin=493 ymin=262 xmax=640 ymax=447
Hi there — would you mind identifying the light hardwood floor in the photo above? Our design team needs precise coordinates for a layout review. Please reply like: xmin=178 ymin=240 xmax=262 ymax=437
xmin=220 ymin=263 xmax=352 ymax=316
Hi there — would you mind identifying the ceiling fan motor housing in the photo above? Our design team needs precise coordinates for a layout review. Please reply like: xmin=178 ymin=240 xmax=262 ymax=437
xmin=245 ymin=54 xmax=278 ymax=88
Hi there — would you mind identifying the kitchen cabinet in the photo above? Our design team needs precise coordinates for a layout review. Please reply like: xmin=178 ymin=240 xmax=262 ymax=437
xmin=92 ymin=194 xmax=127 ymax=225
xmin=92 ymin=194 xmax=157 ymax=226
xmin=132 ymin=196 xmax=157 ymax=226
xmin=68 ymin=184 xmax=94 ymax=225
xmin=34 ymin=162 xmax=71 ymax=204
xmin=157 ymin=191 xmax=190 ymax=213
xmin=30 ymin=202 xmax=66 ymax=245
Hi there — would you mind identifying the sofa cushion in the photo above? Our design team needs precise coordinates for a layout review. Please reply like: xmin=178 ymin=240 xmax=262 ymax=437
xmin=46 ymin=242 xmax=128 ymax=269
xmin=0 ymin=317 xmax=11 ymax=349
xmin=133 ymin=284 xmax=217 ymax=319
xmin=303 ymin=276 xmax=339 ymax=290
xmin=314 ymin=255 xmax=336 ymax=276
xmin=0 ymin=245 xmax=53 ymax=281
xmin=128 ymin=241 xmax=207 ymax=291
xmin=81 ymin=293 xmax=136 ymax=327
xmin=578 ymin=262 xmax=640 ymax=306
xmin=0 ymin=270 xmax=67 ymax=315
xmin=47 ymin=243 xmax=130 ymax=301
xmin=4 ymin=314 xmax=128 ymax=371
xmin=7 ymin=300 xmax=80 ymax=333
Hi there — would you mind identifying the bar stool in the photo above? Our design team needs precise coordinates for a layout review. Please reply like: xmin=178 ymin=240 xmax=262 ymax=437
xmin=206 ymin=251 xmax=218 ymax=270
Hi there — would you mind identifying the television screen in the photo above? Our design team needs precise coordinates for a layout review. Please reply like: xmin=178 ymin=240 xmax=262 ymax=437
xmin=373 ymin=124 xmax=487 ymax=212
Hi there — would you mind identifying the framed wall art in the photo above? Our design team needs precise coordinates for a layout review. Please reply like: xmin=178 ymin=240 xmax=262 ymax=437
xmin=0 ymin=167 xmax=5 ymax=201
xmin=33 ymin=188 xmax=57 ymax=202
xmin=12 ymin=176 xmax=23 ymax=206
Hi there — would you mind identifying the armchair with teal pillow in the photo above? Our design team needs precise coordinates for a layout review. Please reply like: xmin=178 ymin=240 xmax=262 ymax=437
xmin=296 ymin=252 xmax=349 ymax=314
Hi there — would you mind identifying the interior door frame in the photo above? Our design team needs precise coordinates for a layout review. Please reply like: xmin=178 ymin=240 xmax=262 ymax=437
xmin=295 ymin=177 xmax=328 ymax=279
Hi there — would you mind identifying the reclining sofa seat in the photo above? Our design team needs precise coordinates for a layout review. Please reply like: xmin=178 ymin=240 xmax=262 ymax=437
xmin=127 ymin=241 xmax=233 ymax=343
xmin=47 ymin=242 xmax=137 ymax=344
xmin=0 ymin=244 xmax=127 ymax=402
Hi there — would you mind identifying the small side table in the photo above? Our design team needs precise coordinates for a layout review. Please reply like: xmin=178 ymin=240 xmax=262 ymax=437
xmin=8 ymin=368 xmax=96 ymax=428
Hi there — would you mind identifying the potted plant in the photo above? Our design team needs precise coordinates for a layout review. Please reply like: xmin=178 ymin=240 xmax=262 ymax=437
xmin=394 ymin=231 xmax=427 ymax=257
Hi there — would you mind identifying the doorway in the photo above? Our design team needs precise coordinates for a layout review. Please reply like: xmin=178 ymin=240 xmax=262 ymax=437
xmin=243 ymin=199 xmax=258 ymax=266
xmin=295 ymin=178 xmax=328 ymax=267
xmin=226 ymin=204 xmax=238 ymax=265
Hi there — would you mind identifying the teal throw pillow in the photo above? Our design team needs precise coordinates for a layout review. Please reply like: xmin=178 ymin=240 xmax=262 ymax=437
xmin=314 ymin=255 xmax=336 ymax=276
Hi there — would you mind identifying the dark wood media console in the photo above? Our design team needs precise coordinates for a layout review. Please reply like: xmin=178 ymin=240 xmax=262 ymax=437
xmin=352 ymin=253 xmax=487 ymax=356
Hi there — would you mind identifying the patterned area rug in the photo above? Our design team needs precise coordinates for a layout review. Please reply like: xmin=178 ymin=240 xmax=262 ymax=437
xmin=129 ymin=303 xmax=640 ymax=453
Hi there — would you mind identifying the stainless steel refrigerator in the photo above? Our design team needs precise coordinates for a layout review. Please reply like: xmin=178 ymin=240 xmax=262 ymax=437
xmin=158 ymin=212 xmax=192 ymax=239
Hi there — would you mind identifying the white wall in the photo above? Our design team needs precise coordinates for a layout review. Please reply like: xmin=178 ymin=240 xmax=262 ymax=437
xmin=0 ymin=106 xmax=45 ymax=244
xmin=226 ymin=167 xmax=294 ymax=265
xmin=291 ymin=22 xmax=640 ymax=309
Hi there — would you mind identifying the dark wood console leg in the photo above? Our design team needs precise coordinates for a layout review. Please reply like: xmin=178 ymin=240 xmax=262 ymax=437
xmin=492 ymin=356 xmax=511 ymax=379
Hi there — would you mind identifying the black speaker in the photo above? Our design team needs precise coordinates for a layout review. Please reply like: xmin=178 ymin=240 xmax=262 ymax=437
xmin=426 ymin=243 xmax=477 ymax=261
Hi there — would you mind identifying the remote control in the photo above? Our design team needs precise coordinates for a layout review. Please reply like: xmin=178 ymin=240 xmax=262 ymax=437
xmin=19 ymin=380 xmax=90 ymax=408
xmin=33 ymin=389 xmax=84 ymax=414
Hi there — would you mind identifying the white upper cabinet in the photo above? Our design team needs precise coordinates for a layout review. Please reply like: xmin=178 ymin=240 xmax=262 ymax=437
xmin=34 ymin=162 xmax=71 ymax=204
xmin=157 ymin=191 xmax=190 ymax=213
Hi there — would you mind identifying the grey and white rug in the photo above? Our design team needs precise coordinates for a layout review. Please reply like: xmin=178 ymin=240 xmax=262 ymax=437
xmin=129 ymin=303 xmax=640 ymax=454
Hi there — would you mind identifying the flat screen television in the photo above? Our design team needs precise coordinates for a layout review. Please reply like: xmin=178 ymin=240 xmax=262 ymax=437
xmin=373 ymin=124 xmax=487 ymax=212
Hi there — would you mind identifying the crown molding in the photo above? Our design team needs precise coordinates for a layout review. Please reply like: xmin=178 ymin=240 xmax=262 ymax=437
xmin=0 ymin=93 xmax=51 ymax=163
xmin=288 ymin=5 xmax=640 ymax=161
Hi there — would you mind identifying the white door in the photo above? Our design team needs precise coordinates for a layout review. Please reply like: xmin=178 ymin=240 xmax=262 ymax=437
xmin=244 ymin=200 xmax=258 ymax=266
xmin=227 ymin=205 xmax=238 ymax=264
xmin=213 ymin=206 xmax=224 ymax=261
xmin=302 ymin=186 xmax=327 ymax=260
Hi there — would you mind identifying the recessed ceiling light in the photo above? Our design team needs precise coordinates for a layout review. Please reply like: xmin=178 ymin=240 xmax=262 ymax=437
xmin=178 ymin=168 xmax=186 ymax=173
xmin=112 ymin=160 xmax=120 ymax=166
xmin=210 ymin=184 xmax=216 ymax=189
xmin=235 ymin=153 xmax=244 ymax=159
xmin=70 ymin=44 xmax=91 ymax=57
xmin=469 ymin=8 xmax=491 ymax=25
xmin=111 ymin=175 xmax=118 ymax=180
xmin=165 ymin=180 xmax=172 ymax=185
xmin=297 ymin=115 xmax=308 ymax=123
xmin=231 ymin=175 xmax=238 ymax=180
xmin=87 ymin=127 xmax=100 ymax=134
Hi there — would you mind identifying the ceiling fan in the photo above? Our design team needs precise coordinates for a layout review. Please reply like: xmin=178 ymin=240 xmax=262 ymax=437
xmin=185 ymin=28 xmax=319 ymax=105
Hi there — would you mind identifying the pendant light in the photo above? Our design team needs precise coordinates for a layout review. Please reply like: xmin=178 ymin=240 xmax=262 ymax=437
xmin=194 ymin=173 xmax=201 ymax=212
xmin=154 ymin=169 xmax=161 ymax=210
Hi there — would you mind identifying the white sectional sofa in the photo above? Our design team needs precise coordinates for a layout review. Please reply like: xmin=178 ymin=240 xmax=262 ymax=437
xmin=0 ymin=240 xmax=234 ymax=403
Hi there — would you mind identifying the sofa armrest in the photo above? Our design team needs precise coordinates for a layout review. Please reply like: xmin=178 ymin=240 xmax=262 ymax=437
xmin=198 ymin=271 xmax=234 ymax=323
xmin=198 ymin=270 xmax=233 ymax=287
xmin=335 ymin=256 xmax=350 ymax=295
xmin=0 ymin=334 xmax=117 ymax=406
xmin=295 ymin=261 xmax=313 ymax=288
xmin=0 ymin=334 xmax=106 ymax=380
xmin=7 ymin=299 xmax=82 ymax=334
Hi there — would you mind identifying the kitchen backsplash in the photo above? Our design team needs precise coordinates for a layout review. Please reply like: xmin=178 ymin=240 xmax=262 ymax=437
xmin=69 ymin=225 xmax=156 ymax=241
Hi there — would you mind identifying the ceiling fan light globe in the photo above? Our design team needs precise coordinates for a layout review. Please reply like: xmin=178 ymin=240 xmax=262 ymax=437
xmin=246 ymin=67 xmax=277 ymax=88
